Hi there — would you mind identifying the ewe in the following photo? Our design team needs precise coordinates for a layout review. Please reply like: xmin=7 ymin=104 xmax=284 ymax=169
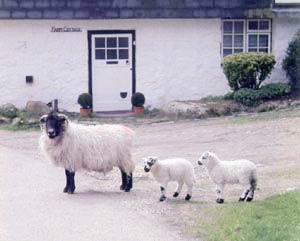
xmin=39 ymin=111 xmax=135 ymax=194
xmin=198 ymin=151 xmax=257 ymax=203
xmin=144 ymin=156 xmax=195 ymax=201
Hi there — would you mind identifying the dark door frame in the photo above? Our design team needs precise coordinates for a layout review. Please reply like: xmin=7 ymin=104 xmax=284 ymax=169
xmin=87 ymin=30 xmax=136 ymax=110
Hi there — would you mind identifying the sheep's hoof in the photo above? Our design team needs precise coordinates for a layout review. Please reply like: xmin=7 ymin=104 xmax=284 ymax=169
xmin=120 ymin=185 xmax=126 ymax=191
xmin=185 ymin=194 xmax=192 ymax=201
xmin=216 ymin=198 xmax=224 ymax=204
xmin=246 ymin=197 xmax=253 ymax=202
xmin=63 ymin=186 xmax=68 ymax=193
xmin=239 ymin=197 xmax=245 ymax=202
xmin=124 ymin=186 xmax=131 ymax=192
xmin=66 ymin=186 xmax=75 ymax=194
xmin=159 ymin=195 xmax=166 ymax=202
xmin=173 ymin=192 xmax=179 ymax=197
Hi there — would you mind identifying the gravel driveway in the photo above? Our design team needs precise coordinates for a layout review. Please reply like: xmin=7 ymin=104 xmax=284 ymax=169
xmin=1 ymin=110 xmax=300 ymax=241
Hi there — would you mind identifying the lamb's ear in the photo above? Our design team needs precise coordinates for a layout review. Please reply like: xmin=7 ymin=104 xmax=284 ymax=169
xmin=151 ymin=156 xmax=158 ymax=163
xmin=39 ymin=115 xmax=48 ymax=124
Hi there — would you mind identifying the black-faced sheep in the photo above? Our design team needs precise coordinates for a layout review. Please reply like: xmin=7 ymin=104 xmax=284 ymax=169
xmin=143 ymin=156 xmax=195 ymax=201
xmin=198 ymin=151 xmax=257 ymax=203
xmin=39 ymin=111 xmax=135 ymax=194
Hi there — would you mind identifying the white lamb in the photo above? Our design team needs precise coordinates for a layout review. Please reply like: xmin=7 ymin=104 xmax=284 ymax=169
xmin=39 ymin=111 xmax=135 ymax=194
xmin=198 ymin=151 xmax=257 ymax=203
xmin=143 ymin=156 xmax=195 ymax=201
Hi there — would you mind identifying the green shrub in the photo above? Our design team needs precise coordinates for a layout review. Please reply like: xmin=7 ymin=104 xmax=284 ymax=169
xmin=233 ymin=83 xmax=291 ymax=106
xmin=223 ymin=52 xmax=276 ymax=91
xmin=233 ymin=88 xmax=262 ymax=106
xmin=131 ymin=92 xmax=145 ymax=107
xmin=223 ymin=92 xmax=234 ymax=100
xmin=259 ymin=83 xmax=291 ymax=100
xmin=0 ymin=109 xmax=18 ymax=118
xmin=282 ymin=30 xmax=300 ymax=96
xmin=77 ymin=93 xmax=92 ymax=109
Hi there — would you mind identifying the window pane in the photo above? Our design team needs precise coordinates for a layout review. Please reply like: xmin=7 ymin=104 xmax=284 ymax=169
xmin=119 ymin=37 xmax=129 ymax=48
xmin=119 ymin=49 xmax=129 ymax=59
xmin=248 ymin=21 xmax=258 ymax=30
xmin=248 ymin=35 xmax=257 ymax=48
xmin=259 ymin=48 xmax=268 ymax=53
xmin=259 ymin=20 xmax=269 ymax=30
xmin=223 ymin=22 xmax=233 ymax=33
xmin=248 ymin=48 xmax=257 ymax=52
xmin=107 ymin=38 xmax=117 ymax=48
xmin=107 ymin=49 xmax=117 ymax=59
xmin=234 ymin=35 xmax=244 ymax=48
xmin=95 ymin=38 xmax=105 ymax=48
xmin=223 ymin=49 xmax=233 ymax=56
xmin=223 ymin=35 xmax=232 ymax=47
xmin=234 ymin=22 xmax=244 ymax=34
xmin=234 ymin=49 xmax=243 ymax=54
xmin=95 ymin=49 xmax=105 ymax=59
xmin=259 ymin=35 xmax=269 ymax=47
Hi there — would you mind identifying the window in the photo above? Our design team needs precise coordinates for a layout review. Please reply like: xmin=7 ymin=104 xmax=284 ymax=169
xmin=94 ymin=37 xmax=129 ymax=60
xmin=222 ymin=19 xmax=271 ymax=57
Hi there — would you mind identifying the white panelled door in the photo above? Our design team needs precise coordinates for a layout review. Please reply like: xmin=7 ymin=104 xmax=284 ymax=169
xmin=91 ymin=33 xmax=133 ymax=112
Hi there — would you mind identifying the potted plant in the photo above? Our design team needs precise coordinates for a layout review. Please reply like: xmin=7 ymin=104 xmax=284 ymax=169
xmin=77 ymin=93 xmax=92 ymax=117
xmin=131 ymin=92 xmax=145 ymax=114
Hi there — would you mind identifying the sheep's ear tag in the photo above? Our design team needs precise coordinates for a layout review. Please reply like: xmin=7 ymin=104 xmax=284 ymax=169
xmin=39 ymin=115 xmax=47 ymax=123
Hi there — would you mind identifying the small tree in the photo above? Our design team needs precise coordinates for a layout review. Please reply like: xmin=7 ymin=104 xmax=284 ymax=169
xmin=282 ymin=30 xmax=300 ymax=96
xmin=223 ymin=52 xmax=276 ymax=91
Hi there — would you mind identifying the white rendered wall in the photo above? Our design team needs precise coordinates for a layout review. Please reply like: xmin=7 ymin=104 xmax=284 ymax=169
xmin=0 ymin=19 xmax=229 ymax=111
xmin=271 ymin=16 xmax=300 ymax=83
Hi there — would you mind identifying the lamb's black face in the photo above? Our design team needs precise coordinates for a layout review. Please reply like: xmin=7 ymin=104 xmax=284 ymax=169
xmin=40 ymin=112 xmax=67 ymax=139
xmin=143 ymin=156 xmax=158 ymax=172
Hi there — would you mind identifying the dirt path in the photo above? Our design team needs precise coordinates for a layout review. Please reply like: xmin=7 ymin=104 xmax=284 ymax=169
xmin=1 ymin=111 xmax=300 ymax=240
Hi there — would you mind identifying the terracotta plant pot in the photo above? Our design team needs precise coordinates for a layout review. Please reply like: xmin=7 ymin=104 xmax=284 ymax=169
xmin=133 ymin=106 xmax=144 ymax=115
xmin=80 ymin=108 xmax=91 ymax=117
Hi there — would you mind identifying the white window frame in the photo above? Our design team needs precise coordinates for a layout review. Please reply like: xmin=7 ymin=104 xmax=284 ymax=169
xmin=222 ymin=19 xmax=246 ymax=57
xmin=221 ymin=19 xmax=271 ymax=58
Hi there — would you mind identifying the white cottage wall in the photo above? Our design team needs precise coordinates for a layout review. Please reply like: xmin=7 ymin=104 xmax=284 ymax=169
xmin=0 ymin=19 xmax=228 ymax=111
xmin=271 ymin=17 xmax=300 ymax=83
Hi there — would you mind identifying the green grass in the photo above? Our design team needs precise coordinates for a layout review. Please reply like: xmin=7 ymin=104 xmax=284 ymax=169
xmin=227 ymin=105 xmax=300 ymax=124
xmin=193 ymin=191 xmax=300 ymax=241
xmin=0 ymin=124 xmax=40 ymax=131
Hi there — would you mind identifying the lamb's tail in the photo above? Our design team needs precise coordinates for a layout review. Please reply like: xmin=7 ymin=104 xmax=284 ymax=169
xmin=250 ymin=173 xmax=257 ymax=190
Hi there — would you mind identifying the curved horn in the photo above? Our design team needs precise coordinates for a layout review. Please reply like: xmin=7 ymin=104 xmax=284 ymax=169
xmin=39 ymin=115 xmax=48 ymax=123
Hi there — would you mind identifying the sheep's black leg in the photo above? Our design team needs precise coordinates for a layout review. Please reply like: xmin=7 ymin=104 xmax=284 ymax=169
xmin=160 ymin=186 xmax=167 ymax=202
xmin=119 ymin=169 xmax=127 ymax=191
xmin=124 ymin=173 xmax=133 ymax=192
xmin=246 ymin=188 xmax=254 ymax=202
xmin=239 ymin=187 xmax=250 ymax=202
xmin=64 ymin=169 xmax=76 ymax=194
xmin=68 ymin=171 xmax=76 ymax=194
xmin=216 ymin=184 xmax=224 ymax=204
xmin=63 ymin=169 xmax=70 ymax=193
xmin=159 ymin=181 xmax=168 ymax=201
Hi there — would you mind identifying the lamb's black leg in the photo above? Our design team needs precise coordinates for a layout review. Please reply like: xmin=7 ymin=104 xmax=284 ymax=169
xmin=120 ymin=169 xmax=127 ymax=190
xmin=124 ymin=173 xmax=133 ymax=192
xmin=64 ymin=169 xmax=76 ymax=194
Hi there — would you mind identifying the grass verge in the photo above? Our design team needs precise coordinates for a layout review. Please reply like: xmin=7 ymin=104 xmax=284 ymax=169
xmin=192 ymin=191 xmax=300 ymax=241
xmin=0 ymin=124 xmax=40 ymax=131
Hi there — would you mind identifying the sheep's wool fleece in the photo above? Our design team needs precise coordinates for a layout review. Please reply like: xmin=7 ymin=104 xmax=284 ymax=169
xmin=151 ymin=158 xmax=195 ymax=184
xmin=40 ymin=122 xmax=135 ymax=174
xmin=208 ymin=159 xmax=257 ymax=185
